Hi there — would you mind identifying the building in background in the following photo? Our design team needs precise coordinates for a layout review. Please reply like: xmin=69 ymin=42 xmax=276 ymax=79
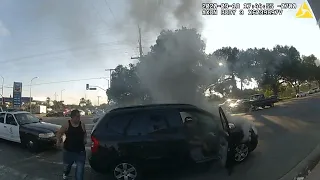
xmin=2 ymin=97 xmax=32 ymax=105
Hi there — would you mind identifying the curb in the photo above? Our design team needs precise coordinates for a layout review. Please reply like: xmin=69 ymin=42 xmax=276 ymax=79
xmin=278 ymin=144 xmax=320 ymax=180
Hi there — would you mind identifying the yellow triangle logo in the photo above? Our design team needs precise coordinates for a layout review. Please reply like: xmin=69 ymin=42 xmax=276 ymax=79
xmin=296 ymin=2 xmax=314 ymax=18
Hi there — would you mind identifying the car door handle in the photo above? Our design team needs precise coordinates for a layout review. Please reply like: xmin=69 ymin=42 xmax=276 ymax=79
xmin=3 ymin=126 xmax=6 ymax=128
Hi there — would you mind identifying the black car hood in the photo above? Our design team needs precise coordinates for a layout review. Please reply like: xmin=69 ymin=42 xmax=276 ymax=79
xmin=21 ymin=122 xmax=61 ymax=133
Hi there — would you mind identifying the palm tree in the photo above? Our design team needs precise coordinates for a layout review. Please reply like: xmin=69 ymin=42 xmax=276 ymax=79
xmin=79 ymin=98 xmax=86 ymax=107
xmin=46 ymin=97 xmax=51 ymax=107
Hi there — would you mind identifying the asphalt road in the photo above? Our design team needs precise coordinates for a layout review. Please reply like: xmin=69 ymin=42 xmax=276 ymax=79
xmin=0 ymin=94 xmax=320 ymax=180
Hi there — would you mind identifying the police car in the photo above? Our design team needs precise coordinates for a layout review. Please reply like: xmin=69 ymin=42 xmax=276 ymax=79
xmin=0 ymin=111 xmax=61 ymax=152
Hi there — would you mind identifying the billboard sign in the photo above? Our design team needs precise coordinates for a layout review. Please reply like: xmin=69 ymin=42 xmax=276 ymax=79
xmin=13 ymin=82 xmax=22 ymax=108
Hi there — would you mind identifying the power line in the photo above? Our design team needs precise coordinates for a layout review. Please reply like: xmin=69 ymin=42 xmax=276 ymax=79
xmin=31 ymin=77 xmax=107 ymax=87
xmin=100 ymin=0 xmax=139 ymax=58
xmin=1 ymin=38 xmax=155 ymax=66
xmin=3 ymin=77 xmax=107 ymax=88
xmin=90 ymin=0 xmax=112 ymax=28
xmin=104 ymin=0 xmax=116 ymax=20
xmin=0 ymin=41 xmax=138 ymax=64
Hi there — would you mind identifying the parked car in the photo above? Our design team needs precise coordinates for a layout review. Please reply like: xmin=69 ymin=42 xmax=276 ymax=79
xmin=249 ymin=94 xmax=277 ymax=110
xmin=296 ymin=91 xmax=307 ymax=98
xmin=308 ymin=89 xmax=316 ymax=94
xmin=0 ymin=111 xmax=61 ymax=152
xmin=63 ymin=109 xmax=71 ymax=117
xmin=89 ymin=104 xmax=258 ymax=179
xmin=46 ymin=111 xmax=64 ymax=117
xmin=308 ymin=88 xmax=319 ymax=94
xmin=79 ymin=110 xmax=85 ymax=116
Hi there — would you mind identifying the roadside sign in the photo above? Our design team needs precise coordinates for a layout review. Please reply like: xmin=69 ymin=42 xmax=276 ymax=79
xmin=13 ymin=82 xmax=22 ymax=108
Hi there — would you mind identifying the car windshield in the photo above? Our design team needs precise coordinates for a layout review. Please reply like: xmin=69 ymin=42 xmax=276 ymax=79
xmin=15 ymin=113 xmax=40 ymax=125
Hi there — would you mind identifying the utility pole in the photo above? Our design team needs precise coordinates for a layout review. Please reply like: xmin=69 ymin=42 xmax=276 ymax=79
xmin=131 ymin=25 xmax=143 ymax=60
xmin=61 ymin=89 xmax=65 ymax=102
xmin=97 ymin=96 xmax=101 ymax=106
xmin=29 ymin=77 xmax=38 ymax=113
xmin=54 ymin=92 xmax=57 ymax=101
xmin=0 ymin=76 xmax=4 ymax=105
xmin=105 ymin=68 xmax=115 ymax=88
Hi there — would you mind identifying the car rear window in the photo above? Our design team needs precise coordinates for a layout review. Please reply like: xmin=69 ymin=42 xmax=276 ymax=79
xmin=104 ymin=113 xmax=134 ymax=135
xmin=126 ymin=113 xmax=150 ymax=136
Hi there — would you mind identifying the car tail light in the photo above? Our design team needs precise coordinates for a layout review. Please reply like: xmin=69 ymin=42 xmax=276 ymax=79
xmin=91 ymin=136 xmax=99 ymax=153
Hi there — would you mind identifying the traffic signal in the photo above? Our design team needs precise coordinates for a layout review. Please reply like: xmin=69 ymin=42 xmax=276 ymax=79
xmin=86 ymin=84 xmax=89 ymax=90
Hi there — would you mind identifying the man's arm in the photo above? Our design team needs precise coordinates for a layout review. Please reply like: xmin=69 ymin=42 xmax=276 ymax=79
xmin=81 ymin=122 xmax=87 ymax=145
xmin=56 ymin=123 xmax=68 ymax=145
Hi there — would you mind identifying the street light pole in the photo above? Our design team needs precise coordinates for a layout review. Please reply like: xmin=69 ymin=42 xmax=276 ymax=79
xmin=0 ymin=76 xmax=4 ymax=105
xmin=61 ymin=89 xmax=65 ymax=102
xmin=97 ymin=96 xmax=101 ymax=106
xmin=29 ymin=77 xmax=38 ymax=113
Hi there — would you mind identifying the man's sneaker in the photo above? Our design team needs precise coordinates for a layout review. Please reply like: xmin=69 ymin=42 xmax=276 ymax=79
xmin=63 ymin=174 xmax=68 ymax=180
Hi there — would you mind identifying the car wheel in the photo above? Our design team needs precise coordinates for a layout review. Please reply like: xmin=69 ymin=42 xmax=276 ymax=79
xmin=234 ymin=143 xmax=249 ymax=163
xmin=23 ymin=138 xmax=39 ymax=153
xmin=113 ymin=162 xmax=140 ymax=180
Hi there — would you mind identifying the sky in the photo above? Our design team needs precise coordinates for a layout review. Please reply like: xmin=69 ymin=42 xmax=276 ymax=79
xmin=0 ymin=0 xmax=319 ymax=105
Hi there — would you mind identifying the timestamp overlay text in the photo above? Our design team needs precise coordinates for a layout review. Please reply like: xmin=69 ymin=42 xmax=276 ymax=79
xmin=202 ymin=3 xmax=297 ymax=16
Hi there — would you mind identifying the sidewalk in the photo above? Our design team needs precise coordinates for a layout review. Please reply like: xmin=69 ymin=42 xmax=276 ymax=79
xmin=306 ymin=162 xmax=320 ymax=180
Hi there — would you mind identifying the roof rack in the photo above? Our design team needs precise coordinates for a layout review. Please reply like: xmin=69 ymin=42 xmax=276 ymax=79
xmin=110 ymin=103 xmax=197 ymax=112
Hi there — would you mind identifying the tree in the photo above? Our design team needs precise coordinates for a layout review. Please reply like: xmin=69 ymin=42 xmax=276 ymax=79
xmin=86 ymin=99 xmax=92 ymax=107
xmin=214 ymin=47 xmax=240 ymax=93
xmin=106 ymin=64 xmax=145 ymax=105
xmin=275 ymin=45 xmax=304 ymax=93
xmin=136 ymin=27 xmax=213 ymax=105
xmin=52 ymin=100 xmax=64 ymax=110
xmin=46 ymin=97 xmax=51 ymax=107
xmin=301 ymin=55 xmax=318 ymax=88
xmin=256 ymin=47 xmax=284 ymax=95
xmin=79 ymin=98 xmax=86 ymax=107
xmin=108 ymin=27 xmax=215 ymax=106
xmin=236 ymin=48 xmax=257 ymax=90
xmin=105 ymin=26 xmax=318 ymax=103
xmin=315 ymin=66 xmax=320 ymax=88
